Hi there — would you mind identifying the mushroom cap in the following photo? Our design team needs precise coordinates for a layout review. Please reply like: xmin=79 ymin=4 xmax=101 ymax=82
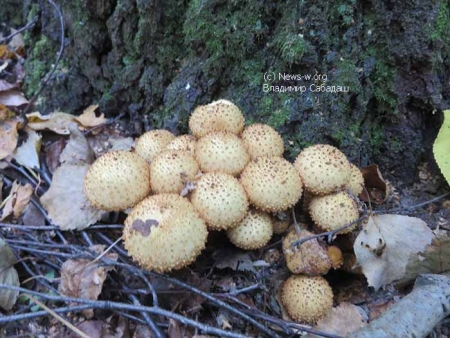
xmin=347 ymin=163 xmax=364 ymax=196
xmin=241 ymin=123 xmax=284 ymax=160
xmin=84 ymin=151 xmax=150 ymax=211
xmin=123 ymin=194 xmax=208 ymax=272
xmin=240 ymin=156 xmax=303 ymax=212
xmin=150 ymin=150 xmax=199 ymax=194
xmin=189 ymin=99 xmax=245 ymax=138
xmin=282 ymin=229 xmax=331 ymax=275
xmin=190 ymin=172 xmax=249 ymax=230
xmin=294 ymin=144 xmax=351 ymax=195
xmin=226 ymin=209 xmax=273 ymax=250
xmin=327 ymin=246 xmax=343 ymax=269
xmin=309 ymin=192 xmax=359 ymax=234
xmin=167 ymin=135 xmax=197 ymax=155
xmin=281 ymin=275 xmax=333 ymax=323
xmin=195 ymin=131 xmax=250 ymax=176
xmin=135 ymin=130 xmax=176 ymax=163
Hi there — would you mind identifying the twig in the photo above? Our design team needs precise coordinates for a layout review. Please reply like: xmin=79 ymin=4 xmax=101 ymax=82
xmin=0 ymin=16 xmax=39 ymax=44
xmin=22 ymin=0 xmax=65 ymax=123
xmin=0 ymin=284 xmax=248 ymax=338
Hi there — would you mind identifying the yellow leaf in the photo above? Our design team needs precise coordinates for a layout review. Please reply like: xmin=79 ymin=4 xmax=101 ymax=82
xmin=433 ymin=110 xmax=450 ymax=184
xmin=74 ymin=105 xmax=106 ymax=127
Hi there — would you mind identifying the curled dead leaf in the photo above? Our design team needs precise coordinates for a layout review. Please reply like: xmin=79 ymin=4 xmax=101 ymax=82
xmin=58 ymin=245 xmax=118 ymax=318
xmin=354 ymin=214 xmax=434 ymax=289
xmin=12 ymin=128 xmax=41 ymax=169
xmin=0 ymin=118 xmax=19 ymax=159
xmin=1 ymin=181 xmax=33 ymax=220
xmin=0 ymin=90 xmax=28 ymax=107
xmin=73 ymin=105 xmax=107 ymax=128
xmin=0 ymin=238 xmax=20 ymax=310
xmin=360 ymin=165 xmax=389 ymax=204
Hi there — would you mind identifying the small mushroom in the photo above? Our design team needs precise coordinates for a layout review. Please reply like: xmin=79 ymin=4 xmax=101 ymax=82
xmin=309 ymin=191 xmax=359 ymax=234
xmin=226 ymin=209 xmax=273 ymax=250
xmin=240 ymin=156 xmax=303 ymax=212
xmin=123 ymin=194 xmax=208 ymax=273
xmin=84 ymin=151 xmax=150 ymax=211
xmin=195 ymin=131 xmax=249 ymax=176
xmin=189 ymin=99 xmax=245 ymax=138
xmin=190 ymin=172 xmax=249 ymax=230
xmin=327 ymin=246 xmax=344 ymax=269
xmin=282 ymin=229 xmax=331 ymax=275
xmin=241 ymin=123 xmax=284 ymax=160
xmin=135 ymin=130 xmax=175 ymax=163
xmin=294 ymin=144 xmax=351 ymax=195
xmin=150 ymin=150 xmax=199 ymax=194
xmin=281 ymin=275 xmax=333 ymax=323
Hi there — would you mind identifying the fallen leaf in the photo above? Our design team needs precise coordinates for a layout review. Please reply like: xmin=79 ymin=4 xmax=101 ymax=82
xmin=27 ymin=112 xmax=75 ymax=135
xmin=216 ymin=310 xmax=233 ymax=330
xmin=354 ymin=215 xmax=434 ymax=289
xmin=398 ymin=230 xmax=450 ymax=285
xmin=168 ymin=319 xmax=183 ymax=338
xmin=0 ymin=118 xmax=19 ymax=159
xmin=0 ymin=238 xmax=20 ymax=310
xmin=74 ymin=105 xmax=107 ymax=128
xmin=367 ymin=299 xmax=394 ymax=321
xmin=433 ymin=109 xmax=450 ymax=184
xmin=12 ymin=128 xmax=41 ymax=169
xmin=0 ymin=104 xmax=15 ymax=121
xmin=312 ymin=303 xmax=367 ymax=336
xmin=59 ymin=123 xmax=95 ymax=165
xmin=109 ymin=137 xmax=135 ymax=152
xmin=0 ymin=80 xmax=17 ymax=92
xmin=1 ymin=181 xmax=33 ymax=220
xmin=21 ymin=203 xmax=46 ymax=226
xmin=40 ymin=164 xmax=103 ymax=230
xmin=58 ymin=245 xmax=118 ymax=318
xmin=213 ymin=249 xmax=256 ymax=272
xmin=45 ymin=138 xmax=66 ymax=173
xmin=69 ymin=318 xmax=127 ymax=338
xmin=0 ymin=90 xmax=28 ymax=106
xmin=360 ymin=165 xmax=389 ymax=204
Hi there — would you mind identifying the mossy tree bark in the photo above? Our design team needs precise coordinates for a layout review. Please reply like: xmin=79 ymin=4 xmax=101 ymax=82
xmin=5 ymin=0 xmax=450 ymax=183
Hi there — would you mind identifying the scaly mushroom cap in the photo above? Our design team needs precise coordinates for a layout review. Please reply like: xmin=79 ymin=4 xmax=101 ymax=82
xmin=135 ymin=130 xmax=175 ymax=163
xmin=309 ymin=192 xmax=359 ymax=234
xmin=166 ymin=135 xmax=197 ymax=155
xmin=282 ymin=229 xmax=331 ymax=275
xmin=190 ymin=172 xmax=249 ymax=230
xmin=189 ymin=99 xmax=245 ymax=138
xmin=226 ymin=209 xmax=273 ymax=250
xmin=294 ymin=144 xmax=351 ymax=195
xmin=281 ymin=275 xmax=333 ymax=323
xmin=240 ymin=156 xmax=303 ymax=212
xmin=84 ymin=151 xmax=150 ymax=211
xmin=241 ymin=123 xmax=284 ymax=160
xmin=123 ymin=194 xmax=208 ymax=272
xmin=195 ymin=132 xmax=250 ymax=176
xmin=150 ymin=150 xmax=199 ymax=194
xmin=347 ymin=163 xmax=364 ymax=196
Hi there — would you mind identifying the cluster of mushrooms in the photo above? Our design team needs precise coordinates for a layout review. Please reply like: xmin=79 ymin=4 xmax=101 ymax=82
xmin=83 ymin=99 xmax=364 ymax=324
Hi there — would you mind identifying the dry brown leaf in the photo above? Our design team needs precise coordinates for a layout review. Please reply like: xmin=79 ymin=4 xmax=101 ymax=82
xmin=21 ymin=203 xmax=46 ymax=226
xmin=0 ymin=104 xmax=15 ymax=121
xmin=27 ymin=112 xmax=75 ymax=135
xmin=1 ymin=181 xmax=33 ymax=220
xmin=313 ymin=303 xmax=367 ymax=336
xmin=398 ymin=230 xmax=450 ymax=285
xmin=12 ymin=128 xmax=41 ymax=169
xmin=213 ymin=249 xmax=256 ymax=272
xmin=168 ymin=319 xmax=183 ymax=338
xmin=40 ymin=164 xmax=103 ymax=230
xmin=0 ymin=90 xmax=28 ymax=106
xmin=45 ymin=139 xmax=66 ymax=173
xmin=0 ymin=118 xmax=19 ymax=159
xmin=59 ymin=123 xmax=95 ymax=165
xmin=360 ymin=165 xmax=389 ymax=204
xmin=74 ymin=105 xmax=107 ymax=128
xmin=59 ymin=245 xmax=118 ymax=318
xmin=0 ymin=238 xmax=20 ymax=310
xmin=216 ymin=311 xmax=233 ymax=330
xmin=354 ymin=215 xmax=433 ymax=289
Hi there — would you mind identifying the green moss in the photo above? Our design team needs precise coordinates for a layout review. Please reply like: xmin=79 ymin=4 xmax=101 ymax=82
xmin=267 ymin=109 xmax=289 ymax=128
xmin=24 ymin=36 xmax=55 ymax=96
xmin=372 ymin=60 xmax=398 ymax=115
xmin=329 ymin=0 xmax=357 ymax=29
xmin=336 ymin=60 xmax=361 ymax=93
xmin=431 ymin=2 xmax=450 ymax=43
xmin=275 ymin=33 xmax=307 ymax=65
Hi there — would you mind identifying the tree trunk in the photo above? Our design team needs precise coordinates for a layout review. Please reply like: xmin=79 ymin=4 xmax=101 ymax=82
xmin=7 ymin=0 xmax=450 ymax=183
